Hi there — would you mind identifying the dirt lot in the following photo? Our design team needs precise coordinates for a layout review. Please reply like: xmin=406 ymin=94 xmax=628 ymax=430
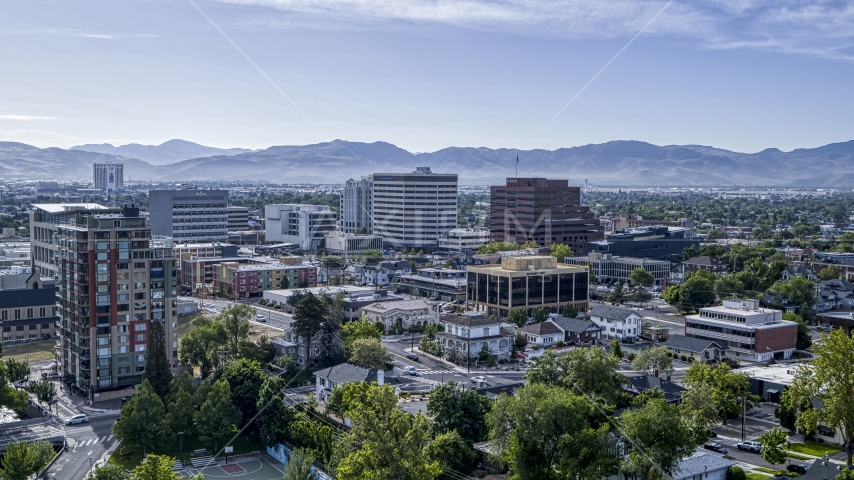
xmin=3 ymin=341 xmax=57 ymax=363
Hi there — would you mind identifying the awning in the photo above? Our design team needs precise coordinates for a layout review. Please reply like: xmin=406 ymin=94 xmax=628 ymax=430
xmin=40 ymin=362 xmax=57 ymax=371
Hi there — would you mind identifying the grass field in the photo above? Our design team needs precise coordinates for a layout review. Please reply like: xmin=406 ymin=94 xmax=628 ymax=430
xmin=747 ymin=474 xmax=770 ymax=480
xmin=3 ymin=341 xmax=56 ymax=363
xmin=109 ymin=434 xmax=266 ymax=470
xmin=787 ymin=442 xmax=841 ymax=456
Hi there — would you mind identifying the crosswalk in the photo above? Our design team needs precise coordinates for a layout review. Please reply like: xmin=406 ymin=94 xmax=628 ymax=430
xmin=72 ymin=435 xmax=113 ymax=447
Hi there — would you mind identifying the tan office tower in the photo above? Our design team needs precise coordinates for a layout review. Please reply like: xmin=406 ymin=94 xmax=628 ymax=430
xmin=93 ymin=162 xmax=124 ymax=191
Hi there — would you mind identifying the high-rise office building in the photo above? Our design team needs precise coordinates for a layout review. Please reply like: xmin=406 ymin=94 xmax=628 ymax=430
xmin=226 ymin=206 xmax=250 ymax=232
xmin=50 ymin=204 xmax=178 ymax=401
xmin=489 ymin=178 xmax=603 ymax=253
xmin=265 ymin=204 xmax=337 ymax=250
xmin=340 ymin=177 xmax=373 ymax=233
xmin=93 ymin=162 xmax=124 ymax=191
xmin=149 ymin=188 xmax=229 ymax=242
xmin=31 ymin=203 xmax=113 ymax=278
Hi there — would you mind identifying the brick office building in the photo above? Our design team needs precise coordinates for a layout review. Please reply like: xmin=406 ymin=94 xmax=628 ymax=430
xmin=489 ymin=178 xmax=603 ymax=253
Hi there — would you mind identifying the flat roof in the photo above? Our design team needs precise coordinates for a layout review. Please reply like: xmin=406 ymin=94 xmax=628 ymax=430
xmin=737 ymin=365 xmax=798 ymax=385
xmin=32 ymin=203 xmax=109 ymax=213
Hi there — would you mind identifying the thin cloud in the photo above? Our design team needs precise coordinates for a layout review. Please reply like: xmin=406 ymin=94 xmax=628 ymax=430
xmin=43 ymin=28 xmax=160 ymax=39
xmin=0 ymin=115 xmax=55 ymax=120
xmin=217 ymin=0 xmax=854 ymax=60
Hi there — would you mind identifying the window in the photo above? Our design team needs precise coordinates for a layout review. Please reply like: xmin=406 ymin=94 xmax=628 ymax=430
xmin=134 ymin=323 xmax=146 ymax=331
xmin=135 ymin=334 xmax=146 ymax=342
xmin=14 ymin=309 xmax=20 ymax=320
xmin=118 ymin=356 xmax=130 ymax=364
xmin=118 ymin=366 xmax=130 ymax=374
xmin=135 ymin=344 xmax=146 ymax=352
xmin=483 ymin=328 xmax=489 ymax=336
xmin=26 ymin=308 xmax=33 ymax=318
xmin=0 ymin=311 xmax=5 ymax=320
xmin=136 ymin=354 xmax=146 ymax=362
xmin=39 ymin=307 xmax=46 ymax=317
xmin=28 ymin=324 xmax=37 ymax=330
xmin=41 ymin=323 xmax=49 ymax=329
xmin=118 ymin=335 xmax=129 ymax=343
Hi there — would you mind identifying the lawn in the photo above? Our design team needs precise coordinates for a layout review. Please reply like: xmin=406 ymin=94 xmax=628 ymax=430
xmin=3 ymin=341 xmax=57 ymax=363
xmin=787 ymin=442 xmax=842 ymax=457
xmin=108 ymin=434 xmax=266 ymax=470
xmin=786 ymin=452 xmax=813 ymax=461
xmin=747 ymin=474 xmax=770 ymax=480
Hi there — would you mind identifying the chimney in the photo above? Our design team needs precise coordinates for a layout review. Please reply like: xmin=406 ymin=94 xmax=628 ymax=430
xmin=377 ymin=369 xmax=384 ymax=386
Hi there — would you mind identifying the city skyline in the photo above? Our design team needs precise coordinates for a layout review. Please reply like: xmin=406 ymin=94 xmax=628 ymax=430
xmin=2 ymin=1 xmax=854 ymax=154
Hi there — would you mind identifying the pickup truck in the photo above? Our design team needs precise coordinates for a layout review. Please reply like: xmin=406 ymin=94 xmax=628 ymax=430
xmin=736 ymin=441 xmax=761 ymax=453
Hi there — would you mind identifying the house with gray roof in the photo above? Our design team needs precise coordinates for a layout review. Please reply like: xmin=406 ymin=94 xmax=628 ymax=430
xmin=518 ymin=320 xmax=564 ymax=347
xmin=550 ymin=315 xmax=601 ymax=345
xmin=438 ymin=312 xmax=514 ymax=362
xmin=314 ymin=363 xmax=390 ymax=404
xmin=671 ymin=448 xmax=737 ymax=480
xmin=625 ymin=374 xmax=686 ymax=403
xmin=662 ymin=334 xmax=727 ymax=363
xmin=588 ymin=305 xmax=643 ymax=343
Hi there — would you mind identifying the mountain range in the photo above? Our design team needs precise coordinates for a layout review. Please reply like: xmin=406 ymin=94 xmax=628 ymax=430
xmin=2 ymin=138 xmax=853 ymax=186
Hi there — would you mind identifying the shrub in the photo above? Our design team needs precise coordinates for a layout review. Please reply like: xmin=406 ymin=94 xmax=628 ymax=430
xmin=680 ymin=355 xmax=687 ymax=361
xmin=556 ymin=340 xmax=565 ymax=347
xmin=627 ymin=353 xmax=636 ymax=362
xmin=727 ymin=465 xmax=747 ymax=480
xmin=688 ymin=357 xmax=696 ymax=363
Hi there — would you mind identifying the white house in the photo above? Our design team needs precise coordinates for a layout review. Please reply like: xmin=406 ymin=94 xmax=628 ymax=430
xmin=437 ymin=312 xmax=514 ymax=361
xmin=360 ymin=299 xmax=439 ymax=332
xmin=314 ymin=363 xmax=388 ymax=404
xmin=588 ymin=305 xmax=644 ymax=343
xmin=518 ymin=320 xmax=564 ymax=347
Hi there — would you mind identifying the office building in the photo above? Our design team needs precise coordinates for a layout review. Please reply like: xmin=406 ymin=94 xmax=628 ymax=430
xmin=489 ymin=178 xmax=603 ymax=253
xmin=30 ymin=203 xmax=113 ymax=278
xmin=684 ymin=299 xmax=797 ymax=361
xmin=582 ymin=226 xmax=699 ymax=261
xmin=360 ymin=299 xmax=439 ymax=333
xmin=566 ymin=253 xmax=671 ymax=286
xmin=52 ymin=204 xmax=179 ymax=401
xmin=438 ymin=227 xmax=491 ymax=254
xmin=465 ymin=256 xmax=588 ymax=318
xmin=395 ymin=267 xmax=467 ymax=302
xmin=340 ymin=168 xmax=458 ymax=248
xmin=0 ymin=267 xmax=58 ymax=342
xmin=324 ymin=231 xmax=383 ymax=257
xmin=602 ymin=214 xmax=693 ymax=234
xmin=149 ymin=187 xmax=229 ymax=242
xmin=93 ymin=162 xmax=124 ymax=191
xmin=226 ymin=206 xmax=250 ymax=232
xmin=264 ymin=204 xmax=337 ymax=250
xmin=340 ymin=177 xmax=373 ymax=233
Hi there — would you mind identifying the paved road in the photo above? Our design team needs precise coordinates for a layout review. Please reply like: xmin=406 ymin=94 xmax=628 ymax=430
xmin=44 ymin=392 xmax=119 ymax=480
xmin=182 ymin=297 xmax=292 ymax=331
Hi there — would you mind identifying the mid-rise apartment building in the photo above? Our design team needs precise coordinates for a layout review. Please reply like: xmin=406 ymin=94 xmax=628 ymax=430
xmin=226 ymin=206 xmax=250 ymax=232
xmin=149 ymin=188 xmax=229 ymax=242
xmin=340 ymin=177 xmax=373 ymax=233
xmin=52 ymin=204 xmax=179 ymax=401
xmin=31 ymin=203 xmax=113 ymax=278
xmin=93 ymin=162 xmax=124 ymax=191
xmin=265 ymin=204 xmax=337 ymax=250
xmin=465 ymin=255 xmax=589 ymax=318
xmin=489 ymin=178 xmax=603 ymax=253
xmin=685 ymin=299 xmax=797 ymax=361
xmin=217 ymin=262 xmax=317 ymax=299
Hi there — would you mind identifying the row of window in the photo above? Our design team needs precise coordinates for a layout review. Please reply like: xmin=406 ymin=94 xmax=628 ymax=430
xmin=0 ymin=307 xmax=53 ymax=320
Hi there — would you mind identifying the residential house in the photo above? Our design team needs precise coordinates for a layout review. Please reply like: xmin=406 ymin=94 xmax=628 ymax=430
xmin=361 ymin=260 xmax=411 ymax=286
xmin=588 ymin=305 xmax=643 ymax=343
xmin=360 ymin=299 xmax=439 ymax=332
xmin=314 ymin=363 xmax=388 ymax=404
xmin=550 ymin=315 xmax=601 ymax=345
xmin=670 ymin=449 xmax=737 ymax=480
xmin=681 ymin=255 xmax=729 ymax=274
xmin=662 ymin=334 xmax=727 ymax=363
xmin=781 ymin=266 xmax=818 ymax=282
xmin=624 ymin=374 xmax=687 ymax=403
xmin=518 ymin=320 xmax=564 ymax=347
xmin=815 ymin=279 xmax=854 ymax=312
xmin=438 ymin=312 xmax=514 ymax=361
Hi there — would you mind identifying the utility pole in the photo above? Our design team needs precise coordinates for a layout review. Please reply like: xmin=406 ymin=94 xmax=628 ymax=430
xmin=741 ymin=392 xmax=747 ymax=442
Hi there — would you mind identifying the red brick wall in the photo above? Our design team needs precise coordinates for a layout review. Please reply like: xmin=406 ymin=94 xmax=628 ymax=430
xmin=754 ymin=324 xmax=797 ymax=352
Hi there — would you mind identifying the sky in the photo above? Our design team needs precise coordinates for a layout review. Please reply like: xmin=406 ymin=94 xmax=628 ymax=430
xmin=1 ymin=0 xmax=854 ymax=154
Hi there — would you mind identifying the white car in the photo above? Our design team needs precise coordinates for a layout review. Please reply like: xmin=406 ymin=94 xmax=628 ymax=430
xmin=407 ymin=366 xmax=418 ymax=376
xmin=256 ymin=316 xmax=267 ymax=323
xmin=471 ymin=376 xmax=487 ymax=384
xmin=65 ymin=414 xmax=88 ymax=425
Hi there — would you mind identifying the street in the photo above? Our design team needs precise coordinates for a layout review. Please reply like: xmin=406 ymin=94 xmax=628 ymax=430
xmin=181 ymin=296 xmax=292 ymax=331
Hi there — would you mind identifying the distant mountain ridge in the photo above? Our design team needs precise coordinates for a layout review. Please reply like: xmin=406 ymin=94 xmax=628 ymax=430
xmin=2 ymin=138 xmax=854 ymax=186
xmin=71 ymin=139 xmax=253 ymax=165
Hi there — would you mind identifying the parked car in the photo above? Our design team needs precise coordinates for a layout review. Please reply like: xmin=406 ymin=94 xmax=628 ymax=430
xmin=736 ymin=441 xmax=761 ymax=453
xmin=407 ymin=366 xmax=418 ymax=376
xmin=406 ymin=354 xmax=420 ymax=362
xmin=703 ymin=443 xmax=728 ymax=454
xmin=256 ymin=315 xmax=267 ymax=323
xmin=787 ymin=464 xmax=809 ymax=475
xmin=121 ymin=396 xmax=132 ymax=404
xmin=65 ymin=414 xmax=89 ymax=425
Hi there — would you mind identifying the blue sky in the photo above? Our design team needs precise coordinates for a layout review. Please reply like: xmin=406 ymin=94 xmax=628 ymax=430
xmin=1 ymin=0 xmax=854 ymax=153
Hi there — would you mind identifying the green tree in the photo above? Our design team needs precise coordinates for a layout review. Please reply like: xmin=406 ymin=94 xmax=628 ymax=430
xmin=785 ymin=328 xmax=854 ymax=466
xmin=144 ymin=319 xmax=172 ymax=399
xmin=112 ymin=379 xmax=171 ymax=455
xmin=0 ymin=441 xmax=34 ymax=480
xmin=347 ymin=338 xmax=392 ymax=369
xmin=290 ymin=418 xmax=334 ymax=464
xmin=194 ymin=379 xmax=242 ymax=451
xmin=838 ymin=469 xmax=854 ymax=480
xmin=683 ymin=363 xmax=757 ymax=426
xmin=770 ymin=276 xmax=816 ymax=307
xmin=427 ymin=382 xmax=492 ymax=443
xmin=169 ymin=371 xmax=196 ymax=401
xmin=26 ymin=379 xmax=57 ymax=411
xmin=257 ymin=376 xmax=294 ymax=447
xmin=631 ymin=286 xmax=653 ymax=306
xmin=30 ymin=440 xmax=55 ymax=473
xmin=680 ymin=381 xmax=720 ymax=437
xmin=0 ymin=362 xmax=28 ymax=410
xmin=678 ymin=274 xmax=717 ymax=312
xmin=218 ymin=304 xmax=254 ymax=356
xmin=562 ymin=304 xmax=579 ymax=319
xmin=728 ymin=466 xmax=747 ymax=480
xmin=166 ymin=387 xmax=196 ymax=438
xmin=506 ymin=307 xmax=528 ymax=327
xmin=610 ymin=339 xmax=623 ymax=359
xmin=340 ymin=314 xmax=383 ymax=352
xmin=531 ymin=307 xmax=549 ymax=324
xmin=525 ymin=347 xmax=626 ymax=407
xmin=662 ymin=284 xmax=681 ymax=308
xmin=86 ymin=464 xmax=132 ymax=480
xmin=549 ymin=243 xmax=573 ymax=262
xmin=607 ymin=283 xmax=625 ymax=304
xmin=424 ymin=430 xmax=479 ymax=476
xmin=620 ymin=399 xmax=696 ymax=480
xmin=631 ymin=346 xmax=674 ymax=378
xmin=758 ymin=427 xmax=787 ymax=471
xmin=783 ymin=311 xmax=813 ymax=350
xmin=487 ymin=383 xmax=619 ymax=480
xmin=220 ymin=358 xmax=265 ymax=427
xmin=293 ymin=292 xmax=326 ymax=366
xmin=130 ymin=454 xmax=181 ymax=480
xmin=336 ymin=384 xmax=440 ymax=480
xmin=282 ymin=448 xmax=318 ymax=480
xmin=819 ymin=264 xmax=843 ymax=281
xmin=4 ymin=358 xmax=29 ymax=382
xmin=629 ymin=268 xmax=655 ymax=287
xmin=178 ymin=316 xmax=227 ymax=379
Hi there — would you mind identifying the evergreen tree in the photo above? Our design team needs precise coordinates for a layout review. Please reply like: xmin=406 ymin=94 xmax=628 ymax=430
xmin=0 ymin=441 xmax=34 ymax=480
xmin=144 ymin=319 xmax=172 ymax=399
xmin=293 ymin=293 xmax=325 ymax=366
xmin=111 ymin=379 xmax=171 ymax=455
xmin=194 ymin=379 xmax=242 ymax=451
